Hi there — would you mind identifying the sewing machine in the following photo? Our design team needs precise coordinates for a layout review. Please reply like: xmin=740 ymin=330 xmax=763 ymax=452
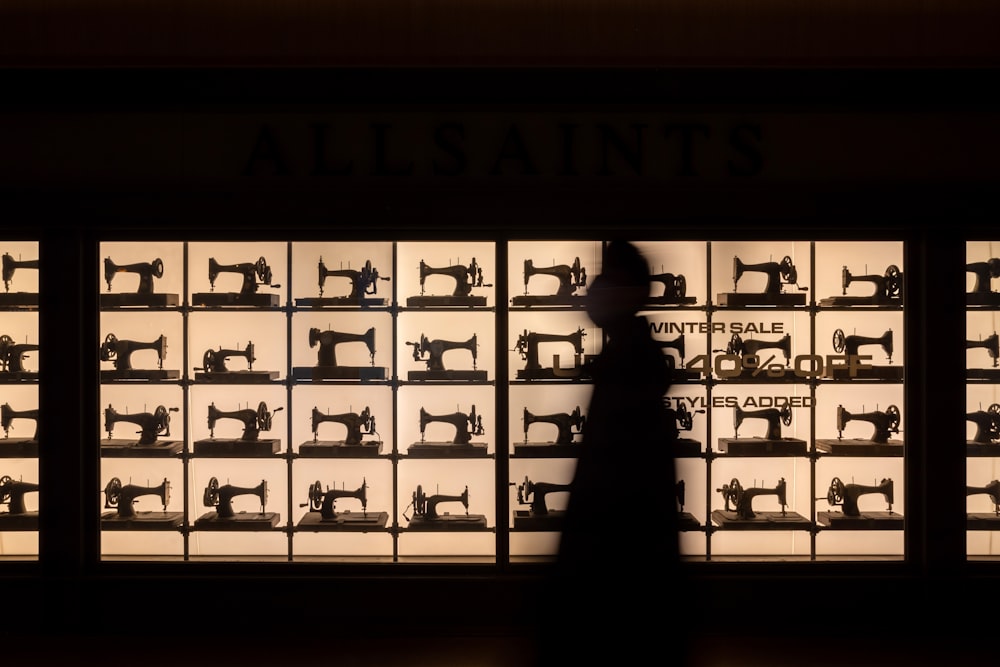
xmin=514 ymin=328 xmax=592 ymax=380
xmin=715 ymin=332 xmax=792 ymax=380
xmin=656 ymin=333 xmax=701 ymax=381
xmin=195 ymin=477 xmax=279 ymax=530
xmin=716 ymin=255 xmax=808 ymax=306
xmin=296 ymin=478 xmax=389 ymax=531
xmin=712 ymin=477 xmax=808 ymax=528
xmin=649 ymin=269 xmax=696 ymax=306
xmin=967 ymin=480 xmax=1000 ymax=529
xmin=512 ymin=476 xmax=570 ymax=531
xmin=406 ymin=333 xmax=486 ymax=381
xmin=101 ymin=256 xmax=179 ymax=307
xmin=819 ymin=264 xmax=903 ymax=306
xmin=666 ymin=402 xmax=705 ymax=456
xmin=511 ymin=257 xmax=587 ymax=306
xmin=0 ymin=334 xmax=39 ymax=379
xmin=676 ymin=479 xmax=701 ymax=530
xmin=100 ymin=476 xmax=182 ymax=529
xmin=99 ymin=333 xmax=179 ymax=380
xmin=404 ymin=484 xmax=487 ymax=531
xmin=193 ymin=401 xmax=283 ymax=456
xmin=409 ymin=406 xmax=488 ymax=457
xmin=291 ymin=326 xmax=386 ymax=381
xmin=717 ymin=405 xmax=807 ymax=455
xmin=513 ymin=406 xmax=585 ymax=457
xmin=405 ymin=258 xmax=490 ymax=307
xmin=191 ymin=256 xmax=281 ymax=307
xmin=817 ymin=477 xmax=902 ymax=529
xmin=101 ymin=404 xmax=182 ymax=456
xmin=295 ymin=257 xmax=390 ymax=307
xmin=0 ymin=252 xmax=39 ymax=307
xmin=0 ymin=475 xmax=39 ymax=530
xmin=194 ymin=341 xmax=279 ymax=383
xmin=966 ymin=404 xmax=1000 ymax=453
xmin=967 ymin=257 xmax=1000 ymax=305
xmin=1 ymin=402 xmax=39 ymax=456
xmin=967 ymin=332 xmax=1000 ymax=379
xmin=816 ymin=404 xmax=903 ymax=455
xmin=826 ymin=327 xmax=901 ymax=380
xmin=299 ymin=406 xmax=383 ymax=457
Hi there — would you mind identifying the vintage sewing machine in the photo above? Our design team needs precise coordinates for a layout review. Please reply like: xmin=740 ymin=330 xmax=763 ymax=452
xmin=101 ymin=404 xmax=182 ymax=456
xmin=715 ymin=332 xmax=792 ymax=380
xmin=717 ymin=404 xmax=806 ymax=455
xmin=100 ymin=476 xmax=182 ymax=529
xmin=512 ymin=476 xmax=570 ymax=531
xmin=0 ymin=475 xmax=39 ymax=530
xmin=299 ymin=406 xmax=383 ymax=457
xmin=675 ymin=479 xmax=701 ymax=531
xmin=0 ymin=252 xmax=39 ymax=307
xmin=1 ymin=402 xmax=39 ymax=456
xmin=406 ymin=257 xmax=490 ymax=307
xmin=967 ymin=257 xmax=1000 ymax=305
xmin=514 ymin=328 xmax=592 ymax=380
xmin=291 ymin=326 xmax=385 ymax=381
xmin=409 ymin=405 xmax=488 ymax=457
xmin=967 ymin=480 xmax=1000 ymax=528
xmin=195 ymin=476 xmax=279 ymax=530
xmin=966 ymin=403 xmax=1000 ymax=453
xmin=716 ymin=255 xmax=808 ymax=306
xmin=99 ymin=333 xmax=179 ymax=380
xmin=191 ymin=256 xmax=281 ymax=307
xmin=513 ymin=406 xmax=585 ymax=457
xmin=295 ymin=257 xmax=390 ymax=307
xmin=712 ymin=477 xmax=808 ymax=528
xmin=404 ymin=484 xmax=487 ymax=531
xmin=819 ymin=264 xmax=903 ymax=306
xmin=194 ymin=341 xmax=279 ymax=383
xmin=193 ymin=401 xmax=283 ymax=456
xmin=649 ymin=269 xmax=696 ymax=306
xmin=817 ymin=477 xmax=901 ymax=529
xmin=966 ymin=332 xmax=1000 ymax=379
xmin=826 ymin=327 xmax=901 ymax=380
xmin=511 ymin=257 xmax=587 ymax=306
xmin=297 ymin=478 xmax=389 ymax=530
xmin=101 ymin=256 xmax=179 ymax=307
xmin=666 ymin=402 xmax=705 ymax=456
xmin=406 ymin=333 xmax=486 ymax=381
xmin=656 ymin=333 xmax=701 ymax=381
xmin=816 ymin=404 xmax=903 ymax=455
xmin=0 ymin=334 xmax=39 ymax=379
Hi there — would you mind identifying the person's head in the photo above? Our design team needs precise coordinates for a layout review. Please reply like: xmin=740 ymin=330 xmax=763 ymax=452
xmin=585 ymin=240 xmax=650 ymax=329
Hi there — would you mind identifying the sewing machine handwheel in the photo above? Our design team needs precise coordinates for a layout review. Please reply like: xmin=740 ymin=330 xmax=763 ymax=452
xmin=151 ymin=257 xmax=164 ymax=279
xmin=203 ymin=477 xmax=220 ymax=506
xmin=884 ymin=264 xmax=902 ymax=297
xmin=779 ymin=255 xmax=797 ymax=283
xmin=104 ymin=477 xmax=122 ymax=506
xmin=255 ymin=256 xmax=268 ymax=279
xmin=0 ymin=476 xmax=11 ymax=489
xmin=308 ymin=480 xmax=323 ymax=511
xmin=728 ymin=333 xmax=743 ymax=353
xmin=674 ymin=274 xmax=687 ymax=298
xmin=832 ymin=328 xmax=846 ymax=353
xmin=257 ymin=401 xmax=270 ymax=427
xmin=202 ymin=349 xmax=217 ymax=372
xmin=780 ymin=404 xmax=793 ymax=426
xmin=988 ymin=404 xmax=1000 ymax=417
xmin=0 ymin=335 xmax=13 ymax=348
xmin=886 ymin=405 xmax=901 ymax=430
xmin=103 ymin=332 xmax=118 ymax=347
xmin=827 ymin=477 xmax=846 ymax=505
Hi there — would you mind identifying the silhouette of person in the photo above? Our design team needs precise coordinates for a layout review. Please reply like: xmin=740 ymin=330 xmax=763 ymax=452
xmin=537 ymin=240 xmax=683 ymax=665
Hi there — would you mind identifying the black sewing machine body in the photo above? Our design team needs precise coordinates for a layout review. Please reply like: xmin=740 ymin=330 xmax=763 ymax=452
xmin=648 ymin=270 xmax=696 ymax=306
xmin=824 ymin=328 xmax=902 ymax=380
xmin=511 ymin=257 xmax=588 ymax=306
xmin=406 ymin=258 xmax=489 ymax=307
xmin=714 ymin=332 xmax=793 ymax=381
xmin=717 ymin=255 xmax=808 ymax=306
xmin=817 ymin=477 xmax=902 ymax=529
xmin=406 ymin=333 xmax=487 ymax=381
xmin=0 ymin=402 xmax=39 ymax=456
xmin=514 ymin=328 xmax=593 ymax=380
xmin=296 ymin=479 xmax=389 ymax=531
xmin=712 ymin=477 xmax=809 ymax=528
xmin=816 ymin=404 xmax=904 ymax=456
xmin=100 ymin=476 xmax=182 ymax=530
xmin=295 ymin=258 xmax=391 ymax=308
xmin=194 ymin=342 xmax=279 ymax=383
xmin=101 ymin=404 xmax=182 ymax=456
xmin=291 ymin=326 xmax=386 ymax=381
xmin=99 ymin=333 xmax=179 ymax=380
xmin=404 ymin=484 xmax=487 ymax=531
xmin=0 ymin=252 xmax=39 ymax=307
xmin=967 ymin=258 xmax=1000 ymax=305
xmin=966 ymin=332 xmax=1000 ymax=380
xmin=512 ymin=476 xmax=570 ymax=531
xmin=299 ymin=406 xmax=383 ymax=457
xmin=191 ymin=256 xmax=281 ymax=307
xmin=966 ymin=403 xmax=1000 ymax=454
xmin=101 ymin=256 xmax=179 ymax=307
xmin=967 ymin=480 xmax=1000 ymax=529
xmin=665 ymin=402 xmax=705 ymax=456
xmin=717 ymin=405 xmax=807 ymax=455
xmin=0 ymin=475 xmax=39 ymax=530
xmin=819 ymin=264 xmax=903 ymax=306
xmin=675 ymin=479 xmax=702 ymax=531
xmin=513 ymin=406 xmax=585 ymax=457
xmin=0 ymin=334 xmax=39 ymax=380
xmin=409 ymin=406 xmax=489 ymax=457
xmin=193 ymin=401 xmax=283 ymax=456
xmin=656 ymin=333 xmax=702 ymax=381
xmin=195 ymin=477 xmax=280 ymax=530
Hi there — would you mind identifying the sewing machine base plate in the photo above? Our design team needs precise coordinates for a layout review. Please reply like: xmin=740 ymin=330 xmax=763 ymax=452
xmin=408 ymin=442 xmax=489 ymax=458
xmin=297 ymin=511 xmax=389 ymax=531
xmin=100 ymin=294 xmax=180 ymax=307
xmin=516 ymin=368 xmax=589 ymax=381
xmin=711 ymin=510 xmax=810 ymax=529
xmin=818 ymin=296 xmax=902 ymax=307
xmin=0 ymin=372 xmax=38 ymax=381
xmin=967 ymin=293 xmax=1000 ymax=306
xmin=405 ymin=296 xmax=487 ymax=307
xmin=678 ymin=512 xmax=701 ymax=531
xmin=967 ymin=442 xmax=1000 ymax=455
xmin=967 ymin=513 xmax=1000 ymax=529
xmin=292 ymin=366 xmax=386 ymax=381
xmin=717 ymin=438 xmax=807 ymax=456
xmin=100 ymin=512 xmax=183 ymax=530
xmin=967 ymin=369 xmax=1000 ymax=381
xmin=0 ymin=513 xmax=38 ymax=531
xmin=513 ymin=510 xmax=565 ymax=531
xmin=647 ymin=295 xmax=698 ymax=305
xmin=0 ymin=439 xmax=38 ymax=457
xmin=824 ymin=366 xmax=904 ymax=381
xmin=817 ymin=511 xmax=903 ymax=529
xmin=299 ymin=441 xmax=383 ymax=457
xmin=194 ymin=371 xmax=280 ymax=383
xmin=194 ymin=512 xmax=281 ymax=530
xmin=408 ymin=370 xmax=488 ymax=382
xmin=511 ymin=295 xmax=586 ymax=307
xmin=191 ymin=293 xmax=281 ymax=307
xmin=295 ymin=297 xmax=386 ymax=308
xmin=405 ymin=514 xmax=489 ymax=531
xmin=816 ymin=439 xmax=904 ymax=456
xmin=101 ymin=369 xmax=181 ymax=381
xmin=716 ymin=293 xmax=807 ymax=307
xmin=193 ymin=439 xmax=281 ymax=457
xmin=0 ymin=293 xmax=38 ymax=307
xmin=513 ymin=442 xmax=581 ymax=458
xmin=101 ymin=439 xmax=183 ymax=457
